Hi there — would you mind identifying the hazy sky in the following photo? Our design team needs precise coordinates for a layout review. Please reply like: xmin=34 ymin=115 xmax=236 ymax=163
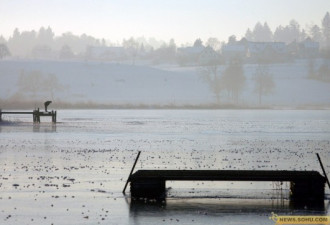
xmin=0 ymin=0 xmax=329 ymax=45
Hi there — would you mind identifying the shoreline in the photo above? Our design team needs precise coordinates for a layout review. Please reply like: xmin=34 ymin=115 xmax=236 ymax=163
xmin=1 ymin=100 xmax=329 ymax=111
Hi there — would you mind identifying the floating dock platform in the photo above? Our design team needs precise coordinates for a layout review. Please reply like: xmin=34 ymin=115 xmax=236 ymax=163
xmin=129 ymin=170 xmax=326 ymax=204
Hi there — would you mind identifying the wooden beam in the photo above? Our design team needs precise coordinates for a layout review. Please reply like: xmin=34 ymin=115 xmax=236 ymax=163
xmin=122 ymin=151 xmax=141 ymax=194
xmin=316 ymin=153 xmax=330 ymax=189
xmin=0 ymin=109 xmax=57 ymax=123
xmin=130 ymin=169 xmax=326 ymax=202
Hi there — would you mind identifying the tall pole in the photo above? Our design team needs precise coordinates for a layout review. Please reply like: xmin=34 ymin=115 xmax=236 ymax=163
xmin=316 ymin=153 xmax=330 ymax=189
xmin=122 ymin=151 xmax=141 ymax=194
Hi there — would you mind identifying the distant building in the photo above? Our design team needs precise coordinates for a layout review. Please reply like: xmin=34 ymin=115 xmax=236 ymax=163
xmin=177 ymin=46 xmax=205 ymax=65
xmin=86 ymin=46 xmax=127 ymax=61
xmin=198 ymin=46 xmax=219 ymax=65
xmin=222 ymin=44 xmax=246 ymax=61
xmin=222 ymin=39 xmax=289 ymax=62
xmin=31 ymin=45 xmax=54 ymax=59
xmin=299 ymin=38 xmax=319 ymax=58
xmin=247 ymin=42 xmax=287 ymax=62
xmin=177 ymin=46 xmax=205 ymax=56
xmin=247 ymin=42 xmax=286 ymax=56
xmin=287 ymin=38 xmax=320 ymax=58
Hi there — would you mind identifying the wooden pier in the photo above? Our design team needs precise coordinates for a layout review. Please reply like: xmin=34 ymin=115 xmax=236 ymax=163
xmin=129 ymin=169 xmax=326 ymax=204
xmin=0 ymin=108 xmax=57 ymax=123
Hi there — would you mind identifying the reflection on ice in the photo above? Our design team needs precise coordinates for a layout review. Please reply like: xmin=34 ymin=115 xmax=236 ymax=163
xmin=129 ymin=198 xmax=328 ymax=225
xmin=0 ymin=110 xmax=329 ymax=224
xmin=33 ymin=124 xmax=57 ymax=133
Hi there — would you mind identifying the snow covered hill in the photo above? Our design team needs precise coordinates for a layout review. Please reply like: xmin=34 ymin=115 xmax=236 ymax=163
xmin=0 ymin=59 xmax=329 ymax=108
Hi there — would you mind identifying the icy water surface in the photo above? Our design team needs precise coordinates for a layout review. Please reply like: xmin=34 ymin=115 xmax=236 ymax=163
xmin=0 ymin=110 xmax=329 ymax=224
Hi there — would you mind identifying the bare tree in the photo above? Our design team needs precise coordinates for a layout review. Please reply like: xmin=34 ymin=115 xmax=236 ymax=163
xmin=17 ymin=70 xmax=66 ymax=101
xmin=307 ymin=58 xmax=316 ymax=79
xmin=17 ymin=70 xmax=43 ymax=98
xmin=43 ymin=73 xmax=65 ymax=101
xmin=59 ymin=45 xmax=74 ymax=59
xmin=318 ymin=60 xmax=330 ymax=82
xmin=206 ymin=37 xmax=221 ymax=51
xmin=122 ymin=37 xmax=140 ymax=64
xmin=198 ymin=49 xmax=222 ymax=105
xmin=221 ymin=59 xmax=245 ymax=104
xmin=254 ymin=64 xmax=275 ymax=105
xmin=199 ymin=64 xmax=222 ymax=105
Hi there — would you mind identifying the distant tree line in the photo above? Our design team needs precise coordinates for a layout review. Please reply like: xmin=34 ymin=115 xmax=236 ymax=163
xmin=0 ymin=12 xmax=329 ymax=63
xmin=245 ymin=12 xmax=330 ymax=52
xmin=0 ymin=27 xmax=103 ymax=59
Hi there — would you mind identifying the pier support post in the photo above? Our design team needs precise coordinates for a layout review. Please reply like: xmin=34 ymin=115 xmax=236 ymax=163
xmin=316 ymin=153 xmax=330 ymax=189
xmin=54 ymin=111 xmax=57 ymax=123
xmin=123 ymin=151 xmax=141 ymax=194
xmin=290 ymin=180 xmax=325 ymax=208
xmin=131 ymin=179 xmax=166 ymax=199
xmin=34 ymin=108 xmax=40 ymax=123
xmin=33 ymin=110 xmax=36 ymax=123
xmin=51 ymin=110 xmax=55 ymax=123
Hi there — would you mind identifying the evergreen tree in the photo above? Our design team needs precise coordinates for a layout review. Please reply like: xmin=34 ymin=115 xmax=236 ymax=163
xmin=245 ymin=28 xmax=254 ymax=41
xmin=309 ymin=25 xmax=322 ymax=42
xmin=0 ymin=44 xmax=10 ymax=59
xmin=193 ymin=38 xmax=203 ymax=47
xmin=322 ymin=12 xmax=330 ymax=48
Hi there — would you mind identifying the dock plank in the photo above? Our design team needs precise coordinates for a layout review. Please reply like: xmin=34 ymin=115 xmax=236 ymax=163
xmin=0 ymin=112 xmax=34 ymax=114
xmin=130 ymin=170 xmax=326 ymax=182
xmin=0 ymin=109 xmax=57 ymax=123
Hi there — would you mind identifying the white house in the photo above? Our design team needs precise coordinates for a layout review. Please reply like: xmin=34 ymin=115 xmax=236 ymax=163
xmin=299 ymin=38 xmax=319 ymax=57
xmin=177 ymin=46 xmax=205 ymax=56
xmin=222 ymin=44 xmax=246 ymax=60
xmin=86 ymin=46 xmax=127 ymax=61
xmin=198 ymin=46 xmax=219 ymax=65
xmin=247 ymin=42 xmax=286 ymax=57
xmin=177 ymin=46 xmax=206 ymax=65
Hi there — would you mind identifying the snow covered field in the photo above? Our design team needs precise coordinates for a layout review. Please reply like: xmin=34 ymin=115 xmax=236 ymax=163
xmin=0 ymin=59 xmax=330 ymax=108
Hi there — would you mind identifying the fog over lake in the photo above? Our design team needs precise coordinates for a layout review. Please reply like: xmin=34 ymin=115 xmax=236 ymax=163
xmin=1 ymin=1 xmax=330 ymax=225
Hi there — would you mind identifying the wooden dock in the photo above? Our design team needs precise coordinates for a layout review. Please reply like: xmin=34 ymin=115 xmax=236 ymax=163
xmin=129 ymin=169 xmax=326 ymax=204
xmin=0 ymin=108 xmax=57 ymax=123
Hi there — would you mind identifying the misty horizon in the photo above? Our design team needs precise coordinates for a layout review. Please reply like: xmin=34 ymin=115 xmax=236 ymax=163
xmin=1 ymin=1 xmax=329 ymax=45
xmin=1 ymin=2 xmax=330 ymax=225
xmin=0 ymin=2 xmax=330 ymax=110
xmin=0 ymin=11 xmax=329 ymax=49
xmin=0 ymin=9 xmax=329 ymax=62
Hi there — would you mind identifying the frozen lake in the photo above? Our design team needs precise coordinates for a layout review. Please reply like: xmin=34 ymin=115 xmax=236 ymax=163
xmin=0 ymin=109 xmax=329 ymax=224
